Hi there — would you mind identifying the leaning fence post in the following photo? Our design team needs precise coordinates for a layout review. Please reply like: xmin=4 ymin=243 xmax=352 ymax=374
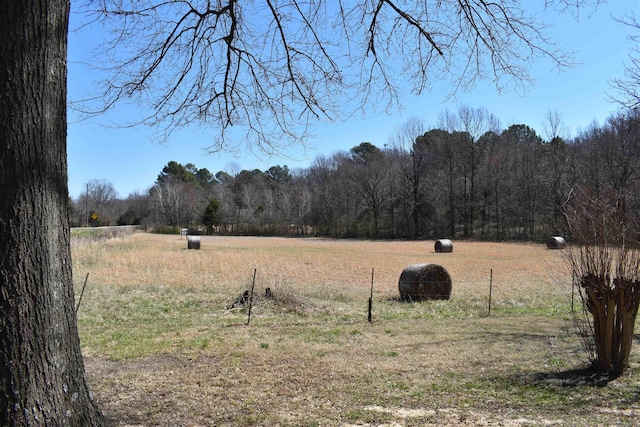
xmin=76 ymin=272 xmax=90 ymax=314
xmin=247 ymin=268 xmax=257 ymax=325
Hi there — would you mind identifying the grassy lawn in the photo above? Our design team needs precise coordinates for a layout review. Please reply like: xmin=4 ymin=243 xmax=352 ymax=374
xmin=72 ymin=234 xmax=640 ymax=426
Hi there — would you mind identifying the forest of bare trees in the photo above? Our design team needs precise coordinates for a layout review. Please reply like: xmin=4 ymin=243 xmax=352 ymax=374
xmin=70 ymin=107 xmax=640 ymax=243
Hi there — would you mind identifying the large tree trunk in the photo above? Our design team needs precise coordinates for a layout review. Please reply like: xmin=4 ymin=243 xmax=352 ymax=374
xmin=0 ymin=1 xmax=106 ymax=425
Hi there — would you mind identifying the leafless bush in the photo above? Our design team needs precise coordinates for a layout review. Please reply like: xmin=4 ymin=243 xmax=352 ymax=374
xmin=564 ymin=186 xmax=640 ymax=374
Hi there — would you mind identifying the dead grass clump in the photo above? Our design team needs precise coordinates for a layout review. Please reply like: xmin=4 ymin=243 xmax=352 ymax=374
xmin=266 ymin=281 xmax=310 ymax=314
xmin=226 ymin=280 xmax=313 ymax=317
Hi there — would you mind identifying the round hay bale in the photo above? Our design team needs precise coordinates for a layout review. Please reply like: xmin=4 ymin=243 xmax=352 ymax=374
xmin=187 ymin=235 xmax=201 ymax=250
xmin=398 ymin=263 xmax=452 ymax=301
xmin=434 ymin=239 xmax=453 ymax=253
xmin=546 ymin=236 xmax=566 ymax=250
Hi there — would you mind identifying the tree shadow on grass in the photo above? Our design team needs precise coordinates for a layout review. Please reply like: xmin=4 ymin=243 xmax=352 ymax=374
xmin=525 ymin=365 xmax=619 ymax=388
xmin=493 ymin=364 xmax=640 ymax=417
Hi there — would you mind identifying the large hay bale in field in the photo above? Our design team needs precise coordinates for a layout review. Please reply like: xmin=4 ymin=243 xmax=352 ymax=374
xmin=434 ymin=239 xmax=453 ymax=253
xmin=546 ymin=236 xmax=566 ymax=250
xmin=187 ymin=235 xmax=201 ymax=250
xmin=398 ymin=263 xmax=452 ymax=301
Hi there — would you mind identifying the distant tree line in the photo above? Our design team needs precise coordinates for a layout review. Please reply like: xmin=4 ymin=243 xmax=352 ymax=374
xmin=69 ymin=107 xmax=640 ymax=242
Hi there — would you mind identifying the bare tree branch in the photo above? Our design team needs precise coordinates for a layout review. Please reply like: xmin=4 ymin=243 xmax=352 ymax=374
xmin=610 ymin=12 xmax=640 ymax=112
xmin=71 ymin=0 xmax=590 ymax=154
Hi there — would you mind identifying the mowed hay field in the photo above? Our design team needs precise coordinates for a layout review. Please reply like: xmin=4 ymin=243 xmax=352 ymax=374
xmin=72 ymin=233 xmax=640 ymax=426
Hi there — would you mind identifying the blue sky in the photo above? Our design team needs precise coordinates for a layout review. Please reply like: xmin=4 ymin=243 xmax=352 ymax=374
xmin=67 ymin=2 xmax=636 ymax=199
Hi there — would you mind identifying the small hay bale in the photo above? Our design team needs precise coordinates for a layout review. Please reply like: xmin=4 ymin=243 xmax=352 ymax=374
xmin=434 ymin=239 xmax=453 ymax=253
xmin=187 ymin=235 xmax=201 ymax=250
xmin=398 ymin=263 xmax=452 ymax=301
xmin=546 ymin=236 xmax=566 ymax=250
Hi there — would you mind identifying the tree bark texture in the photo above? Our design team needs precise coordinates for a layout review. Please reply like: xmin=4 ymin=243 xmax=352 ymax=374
xmin=0 ymin=1 xmax=105 ymax=425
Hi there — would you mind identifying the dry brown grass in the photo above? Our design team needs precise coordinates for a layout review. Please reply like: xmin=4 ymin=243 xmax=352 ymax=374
xmin=72 ymin=234 xmax=640 ymax=426
xmin=74 ymin=234 xmax=569 ymax=302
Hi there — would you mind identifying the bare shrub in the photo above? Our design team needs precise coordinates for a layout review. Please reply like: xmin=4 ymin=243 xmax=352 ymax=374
xmin=564 ymin=186 xmax=640 ymax=374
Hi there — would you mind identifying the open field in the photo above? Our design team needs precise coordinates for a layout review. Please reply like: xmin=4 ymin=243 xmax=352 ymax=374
xmin=72 ymin=233 xmax=640 ymax=426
